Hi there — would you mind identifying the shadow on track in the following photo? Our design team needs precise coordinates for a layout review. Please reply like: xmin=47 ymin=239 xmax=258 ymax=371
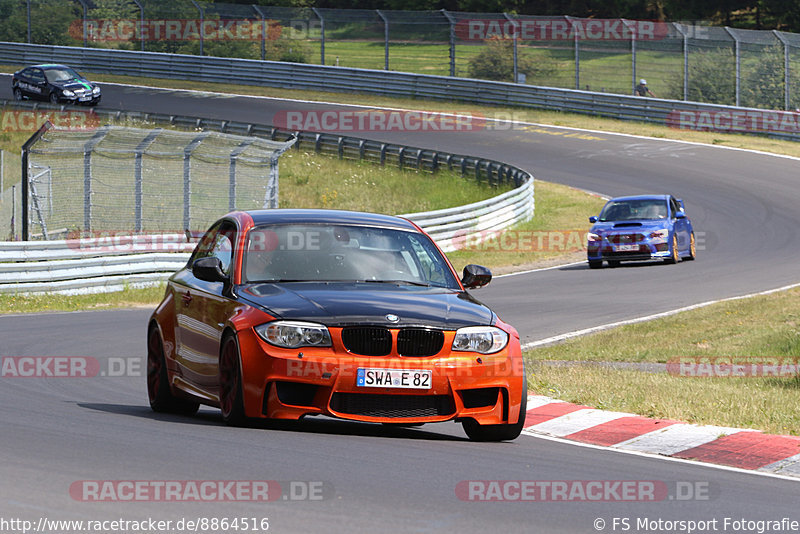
xmin=76 ymin=402 xmax=470 ymax=441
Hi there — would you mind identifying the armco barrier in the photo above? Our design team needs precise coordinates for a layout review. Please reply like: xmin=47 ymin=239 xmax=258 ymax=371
xmin=0 ymin=103 xmax=534 ymax=294
xmin=2 ymin=41 xmax=798 ymax=141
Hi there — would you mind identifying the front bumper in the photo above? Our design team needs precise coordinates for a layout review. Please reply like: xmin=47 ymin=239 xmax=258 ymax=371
xmin=587 ymin=236 xmax=670 ymax=261
xmin=237 ymin=326 xmax=525 ymax=427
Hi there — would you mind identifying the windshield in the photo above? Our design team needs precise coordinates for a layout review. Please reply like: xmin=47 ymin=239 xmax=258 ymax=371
xmin=243 ymin=224 xmax=459 ymax=288
xmin=44 ymin=67 xmax=83 ymax=83
xmin=599 ymin=199 xmax=668 ymax=222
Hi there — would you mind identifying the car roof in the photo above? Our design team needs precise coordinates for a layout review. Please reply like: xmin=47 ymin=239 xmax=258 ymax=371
xmin=607 ymin=194 xmax=670 ymax=202
xmin=245 ymin=209 xmax=419 ymax=231
xmin=33 ymin=64 xmax=72 ymax=70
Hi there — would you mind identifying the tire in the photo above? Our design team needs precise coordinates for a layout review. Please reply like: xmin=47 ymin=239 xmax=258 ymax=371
xmin=665 ymin=235 xmax=679 ymax=264
xmin=462 ymin=384 xmax=527 ymax=442
xmin=607 ymin=260 xmax=620 ymax=268
xmin=219 ymin=334 xmax=247 ymax=426
xmin=147 ymin=326 xmax=199 ymax=415
xmin=684 ymin=232 xmax=696 ymax=261
xmin=13 ymin=87 xmax=23 ymax=101
xmin=49 ymin=92 xmax=59 ymax=104
xmin=588 ymin=260 xmax=603 ymax=269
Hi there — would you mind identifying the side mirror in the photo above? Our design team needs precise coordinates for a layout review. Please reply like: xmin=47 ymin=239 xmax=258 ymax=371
xmin=461 ymin=264 xmax=492 ymax=289
xmin=589 ymin=216 xmax=598 ymax=223
xmin=675 ymin=212 xmax=686 ymax=219
xmin=192 ymin=257 xmax=228 ymax=283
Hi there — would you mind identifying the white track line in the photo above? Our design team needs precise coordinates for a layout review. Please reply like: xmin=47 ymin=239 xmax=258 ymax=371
xmin=522 ymin=282 xmax=800 ymax=350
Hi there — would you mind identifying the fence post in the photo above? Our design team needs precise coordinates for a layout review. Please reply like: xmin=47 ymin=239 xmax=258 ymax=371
xmin=132 ymin=0 xmax=144 ymax=51
xmin=377 ymin=10 xmax=389 ymax=71
xmin=76 ymin=0 xmax=88 ymax=47
xmin=623 ymin=19 xmax=637 ymax=94
xmin=253 ymin=5 xmax=266 ymax=61
xmin=183 ymin=133 xmax=209 ymax=232
xmin=191 ymin=0 xmax=204 ymax=56
xmin=26 ymin=0 xmax=31 ymax=43
xmin=134 ymin=129 xmax=161 ymax=232
xmin=83 ymin=127 xmax=109 ymax=234
xmin=674 ymin=23 xmax=689 ymax=101
xmin=566 ymin=16 xmax=580 ymax=90
xmin=441 ymin=10 xmax=456 ymax=77
xmin=725 ymin=27 xmax=740 ymax=107
xmin=229 ymin=140 xmax=254 ymax=211
xmin=266 ymin=137 xmax=296 ymax=210
xmin=503 ymin=13 xmax=519 ymax=83
xmin=774 ymin=30 xmax=791 ymax=110
xmin=313 ymin=8 xmax=325 ymax=65
xmin=21 ymin=121 xmax=54 ymax=241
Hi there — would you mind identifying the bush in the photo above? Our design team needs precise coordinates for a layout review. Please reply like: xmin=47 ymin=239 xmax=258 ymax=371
xmin=467 ymin=37 xmax=557 ymax=83
xmin=665 ymin=47 xmax=736 ymax=105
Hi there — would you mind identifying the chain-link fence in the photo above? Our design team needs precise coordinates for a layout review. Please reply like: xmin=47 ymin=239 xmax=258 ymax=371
xmin=21 ymin=124 xmax=294 ymax=239
xmin=2 ymin=1 xmax=800 ymax=109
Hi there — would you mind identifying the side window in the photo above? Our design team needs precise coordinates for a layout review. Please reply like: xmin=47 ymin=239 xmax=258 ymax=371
xmin=669 ymin=197 xmax=681 ymax=217
xmin=192 ymin=221 xmax=236 ymax=275
xmin=29 ymin=69 xmax=45 ymax=84
xmin=407 ymin=235 xmax=448 ymax=286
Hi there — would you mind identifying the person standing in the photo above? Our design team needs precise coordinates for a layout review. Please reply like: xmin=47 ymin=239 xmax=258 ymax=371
xmin=635 ymin=78 xmax=656 ymax=97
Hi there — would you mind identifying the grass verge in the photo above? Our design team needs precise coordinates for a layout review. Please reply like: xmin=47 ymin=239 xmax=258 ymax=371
xmin=0 ymin=284 xmax=167 ymax=315
xmin=526 ymin=286 xmax=800 ymax=435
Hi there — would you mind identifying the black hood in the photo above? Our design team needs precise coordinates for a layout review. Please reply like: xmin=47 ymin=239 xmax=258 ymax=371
xmin=238 ymin=282 xmax=494 ymax=329
xmin=53 ymin=79 xmax=94 ymax=90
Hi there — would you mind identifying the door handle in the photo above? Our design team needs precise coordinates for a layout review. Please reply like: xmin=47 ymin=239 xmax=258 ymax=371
xmin=182 ymin=292 xmax=193 ymax=306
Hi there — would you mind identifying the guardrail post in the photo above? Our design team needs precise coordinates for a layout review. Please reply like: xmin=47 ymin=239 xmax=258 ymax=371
xmin=313 ymin=8 xmax=325 ymax=65
xmin=398 ymin=147 xmax=405 ymax=170
xmin=358 ymin=140 xmax=365 ymax=160
xmin=441 ymin=10 xmax=456 ymax=77
xmin=337 ymin=137 xmax=344 ymax=158
xmin=379 ymin=144 xmax=387 ymax=165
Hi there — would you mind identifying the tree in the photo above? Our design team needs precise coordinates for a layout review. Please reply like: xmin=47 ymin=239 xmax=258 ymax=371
xmin=467 ymin=37 xmax=557 ymax=83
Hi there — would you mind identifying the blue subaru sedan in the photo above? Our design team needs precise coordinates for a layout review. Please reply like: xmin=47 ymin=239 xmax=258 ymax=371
xmin=587 ymin=194 xmax=695 ymax=269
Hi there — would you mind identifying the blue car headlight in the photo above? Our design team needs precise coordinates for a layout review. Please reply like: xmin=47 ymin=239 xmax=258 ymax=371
xmin=255 ymin=321 xmax=332 ymax=348
xmin=587 ymin=232 xmax=602 ymax=242
xmin=452 ymin=326 xmax=508 ymax=354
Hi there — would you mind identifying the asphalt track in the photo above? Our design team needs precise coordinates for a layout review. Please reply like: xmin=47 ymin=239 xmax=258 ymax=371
xmin=2 ymin=79 xmax=800 ymax=533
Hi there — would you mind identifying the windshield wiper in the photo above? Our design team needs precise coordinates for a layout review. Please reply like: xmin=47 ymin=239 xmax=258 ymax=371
xmin=357 ymin=279 xmax=433 ymax=287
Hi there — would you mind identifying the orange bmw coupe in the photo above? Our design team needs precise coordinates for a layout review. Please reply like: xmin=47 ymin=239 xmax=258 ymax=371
xmin=147 ymin=209 xmax=527 ymax=441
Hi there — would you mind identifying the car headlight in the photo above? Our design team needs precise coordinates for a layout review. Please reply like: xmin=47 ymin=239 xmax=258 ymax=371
xmin=92 ymin=86 xmax=100 ymax=94
xmin=452 ymin=326 xmax=508 ymax=354
xmin=587 ymin=232 xmax=602 ymax=242
xmin=649 ymin=229 xmax=669 ymax=244
xmin=62 ymin=90 xmax=74 ymax=97
xmin=255 ymin=321 xmax=332 ymax=348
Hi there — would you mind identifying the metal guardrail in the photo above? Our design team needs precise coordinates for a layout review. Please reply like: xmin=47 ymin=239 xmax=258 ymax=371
xmin=2 ymin=41 xmax=798 ymax=141
xmin=0 ymin=102 xmax=534 ymax=294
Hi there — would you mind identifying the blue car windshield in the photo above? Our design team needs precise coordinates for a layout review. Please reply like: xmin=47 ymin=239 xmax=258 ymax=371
xmin=243 ymin=223 xmax=459 ymax=289
xmin=599 ymin=200 xmax=668 ymax=222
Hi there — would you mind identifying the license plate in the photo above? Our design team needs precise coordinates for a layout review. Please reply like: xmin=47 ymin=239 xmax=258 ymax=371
xmin=615 ymin=244 xmax=639 ymax=252
xmin=357 ymin=368 xmax=432 ymax=389
xmin=79 ymin=96 xmax=91 ymax=101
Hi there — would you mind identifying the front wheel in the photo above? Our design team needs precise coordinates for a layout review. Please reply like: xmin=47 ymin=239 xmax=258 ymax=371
xmin=219 ymin=334 xmax=247 ymax=426
xmin=13 ymin=87 xmax=23 ymax=101
xmin=588 ymin=260 xmax=603 ymax=269
xmin=147 ymin=326 xmax=199 ymax=415
xmin=462 ymin=387 xmax=527 ymax=442
xmin=49 ymin=92 xmax=59 ymax=104
xmin=665 ymin=235 xmax=679 ymax=264
xmin=684 ymin=233 xmax=696 ymax=261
